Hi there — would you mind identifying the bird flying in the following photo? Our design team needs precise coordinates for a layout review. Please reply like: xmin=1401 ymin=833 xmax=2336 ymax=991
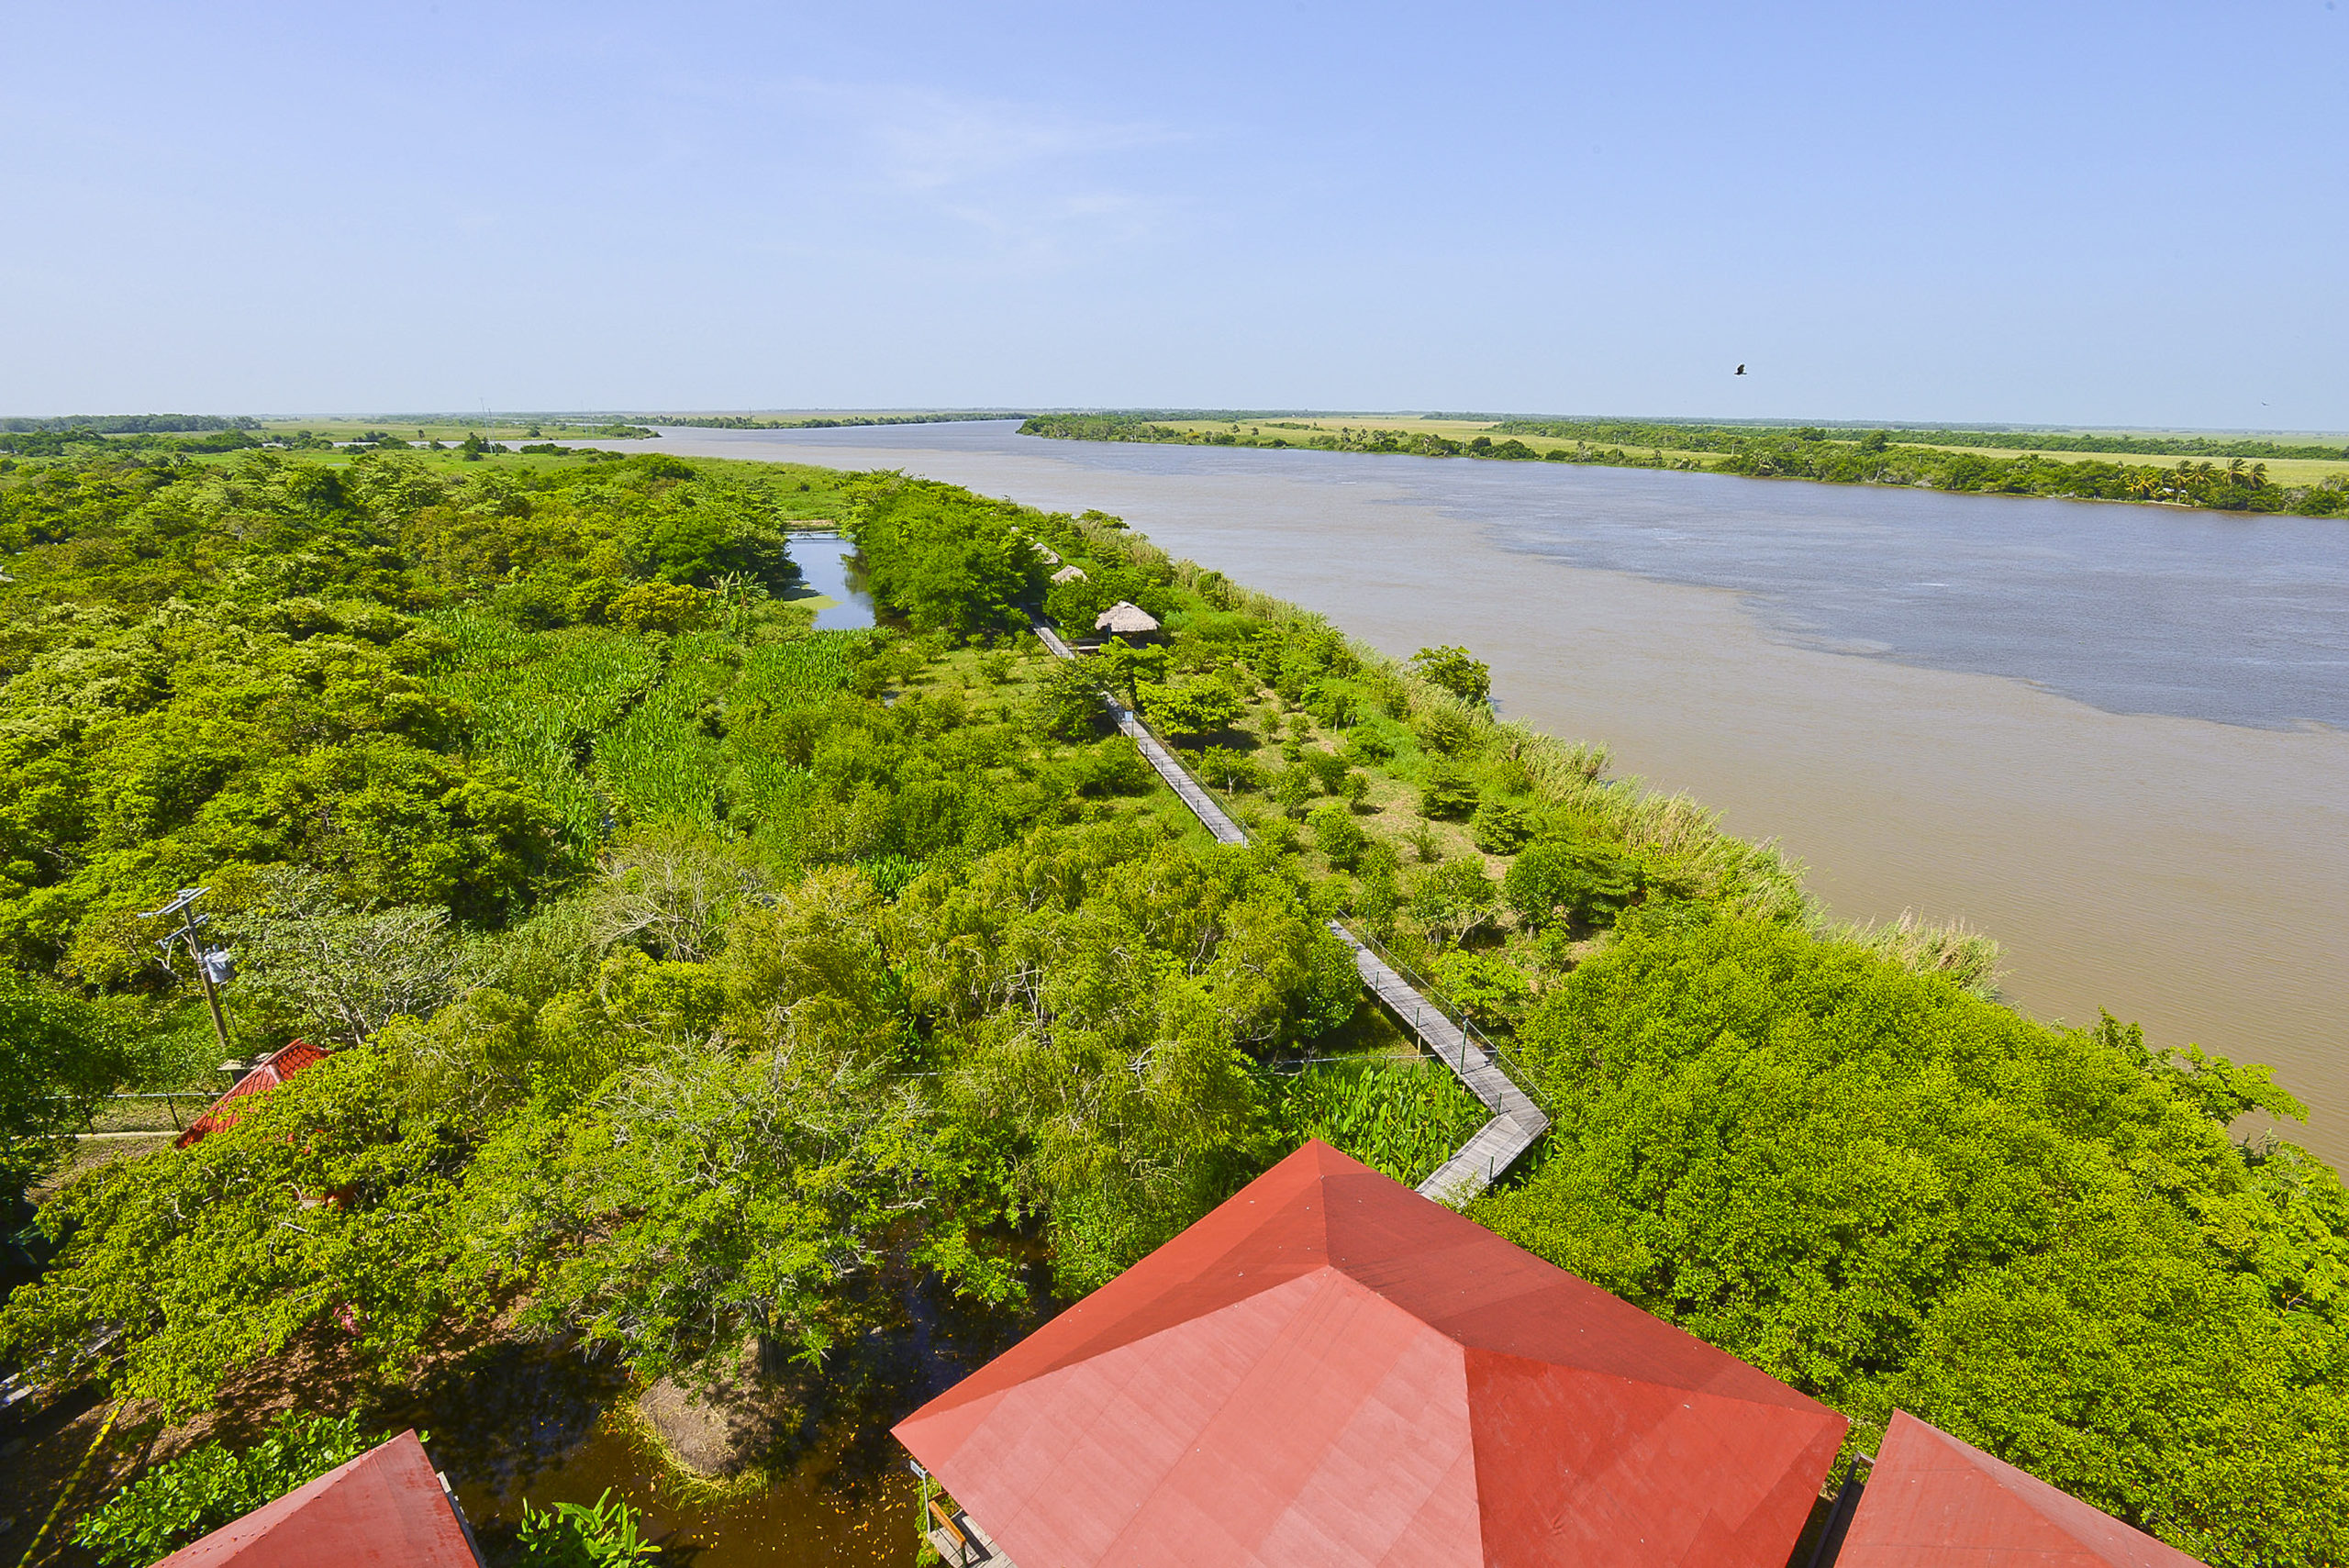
xmin=1735 ymin=364 xmax=1746 ymax=375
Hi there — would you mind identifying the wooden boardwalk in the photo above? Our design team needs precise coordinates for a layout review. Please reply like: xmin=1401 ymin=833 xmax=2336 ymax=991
xmin=1034 ymin=623 xmax=1246 ymax=844
xmin=1030 ymin=621 xmax=1548 ymax=1201
xmin=1323 ymin=923 xmax=1550 ymax=1202
xmin=926 ymin=1500 xmax=1012 ymax=1567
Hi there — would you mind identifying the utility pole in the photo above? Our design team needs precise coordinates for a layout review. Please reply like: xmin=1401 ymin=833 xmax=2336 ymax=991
xmin=141 ymin=886 xmax=234 ymax=1058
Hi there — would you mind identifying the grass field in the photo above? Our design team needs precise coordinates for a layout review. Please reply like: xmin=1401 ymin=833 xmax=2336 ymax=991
xmin=250 ymin=417 xmax=659 ymax=443
xmin=1891 ymin=442 xmax=2349 ymax=485
xmin=1128 ymin=414 xmax=2349 ymax=486
xmin=1142 ymin=414 xmax=1722 ymax=467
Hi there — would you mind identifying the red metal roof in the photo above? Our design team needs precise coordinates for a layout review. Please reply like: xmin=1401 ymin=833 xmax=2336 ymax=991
xmin=154 ymin=1429 xmax=482 ymax=1567
xmin=895 ymin=1140 xmax=1848 ymax=1568
xmin=1837 ymin=1411 xmax=2208 ymax=1568
xmin=175 ymin=1041 xmax=328 ymax=1149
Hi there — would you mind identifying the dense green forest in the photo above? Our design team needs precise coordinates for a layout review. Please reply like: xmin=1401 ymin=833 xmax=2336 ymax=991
xmin=0 ymin=428 xmax=276 ymax=459
xmin=0 ymin=417 xmax=262 ymax=435
xmin=2 ymin=445 xmax=2345 ymax=1565
xmin=1019 ymin=414 xmax=2349 ymax=516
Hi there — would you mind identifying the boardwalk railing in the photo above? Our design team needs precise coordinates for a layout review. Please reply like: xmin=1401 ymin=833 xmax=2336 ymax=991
xmin=1030 ymin=619 xmax=1550 ymax=1203
xmin=54 ymin=1090 xmax=220 ymax=1138
xmin=1323 ymin=924 xmax=1550 ymax=1204
xmin=1337 ymin=924 xmax=1550 ymax=1116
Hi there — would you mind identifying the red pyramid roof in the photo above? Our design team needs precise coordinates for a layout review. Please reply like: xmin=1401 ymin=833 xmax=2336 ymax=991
xmin=154 ymin=1429 xmax=481 ymax=1566
xmin=895 ymin=1140 xmax=1848 ymax=1568
xmin=1838 ymin=1411 xmax=2208 ymax=1568
xmin=175 ymin=1041 xmax=328 ymax=1149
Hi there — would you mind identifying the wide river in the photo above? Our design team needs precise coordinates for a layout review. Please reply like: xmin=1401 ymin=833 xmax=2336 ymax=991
xmin=657 ymin=421 xmax=2349 ymax=1165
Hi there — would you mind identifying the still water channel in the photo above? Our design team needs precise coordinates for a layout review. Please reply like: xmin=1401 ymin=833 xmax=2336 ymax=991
xmin=781 ymin=529 xmax=876 ymax=630
xmin=505 ymin=420 xmax=2346 ymax=1558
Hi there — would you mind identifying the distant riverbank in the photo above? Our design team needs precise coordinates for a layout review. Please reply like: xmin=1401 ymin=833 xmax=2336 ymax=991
xmin=1019 ymin=414 xmax=2349 ymax=517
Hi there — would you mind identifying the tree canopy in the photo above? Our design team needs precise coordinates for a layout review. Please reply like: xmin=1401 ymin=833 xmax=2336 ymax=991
xmin=1 ymin=444 xmax=2343 ymax=1567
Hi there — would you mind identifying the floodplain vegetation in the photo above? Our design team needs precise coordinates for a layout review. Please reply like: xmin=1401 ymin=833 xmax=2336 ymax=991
xmin=1020 ymin=412 xmax=2349 ymax=516
xmin=0 ymin=442 xmax=2343 ymax=1566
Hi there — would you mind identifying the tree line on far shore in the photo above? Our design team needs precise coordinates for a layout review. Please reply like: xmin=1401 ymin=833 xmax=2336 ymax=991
xmin=1019 ymin=414 xmax=2349 ymax=517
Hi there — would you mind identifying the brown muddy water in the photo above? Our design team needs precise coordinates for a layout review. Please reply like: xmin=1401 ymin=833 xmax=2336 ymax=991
xmin=451 ymin=1424 xmax=919 ymax=1566
xmin=649 ymin=420 xmax=2349 ymax=1166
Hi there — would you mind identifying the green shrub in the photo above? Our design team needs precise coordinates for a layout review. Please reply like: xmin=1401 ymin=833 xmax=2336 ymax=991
xmin=1298 ymin=750 xmax=1353 ymax=795
xmin=1194 ymin=746 xmax=1264 ymax=794
xmin=1431 ymin=947 xmax=1533 ymax=1030
xmin=509 ymin=1489 xmax=658 ymax=1566
xmin=1274 ymin=766 xmax=1317 ymax=818
xmin=1033 ymin=658 xmax=1108 ymax=740
xmin=1308 ymin=803 xmax=1368 ymax=869
xmin=1470 ymin=799 xmax=1532 ymax=854
xmin=1413 ymin=705 xmax=1475 ymax=755
xmin=1419 ymin=762 xmax=1480 ymax=820
xmin=2 ymin=971 xmax=140 ymax=1206
xmin=77 ymin=1413 xmax=375 ymax=1566
xmin=1501 ymin=836 xmax=1643 ymax=928
xmin=1138 ymin=677 xmax=1243 ymax=740
xmin=1406 ymin=645 xmax=1491 ymax=706
xmin=1072 ymin=737 xmax=1156 ymax=796
xmin=1301 ymin=681 xmax=1358 ymax=728
xmin=1408 ymin=858 xmax=1499 ymax=947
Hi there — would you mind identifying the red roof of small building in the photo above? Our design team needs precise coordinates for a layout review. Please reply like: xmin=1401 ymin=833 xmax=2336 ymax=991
xmin=1837 ymin=1411 xmax=2208 ymax=1568
xmin=154 ymin=1429 xmax=482 ymax=1567
xmin=895 ymin=1140 xmax=1848 ymax=1568
xmin=175 ymin=1041 xmax=328 ymax=1149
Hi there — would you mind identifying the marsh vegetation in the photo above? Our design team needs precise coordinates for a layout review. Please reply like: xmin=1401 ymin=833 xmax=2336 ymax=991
xmin=0 ymin=444 xmax=2343 ymax=1565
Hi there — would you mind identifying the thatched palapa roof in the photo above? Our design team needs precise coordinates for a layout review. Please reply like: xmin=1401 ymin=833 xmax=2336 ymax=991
xmin=1095 ymin=601 xmax=1160 ymax=636
xmin=1051 ymin=564 xmax=1088 ymax=584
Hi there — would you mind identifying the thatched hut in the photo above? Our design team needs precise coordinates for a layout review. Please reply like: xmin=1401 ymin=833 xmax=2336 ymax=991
xmin=1051 ymin=564 xmax=1089 ymax=584
xmin=1094 ymin=601 xmax=1161 ymax=639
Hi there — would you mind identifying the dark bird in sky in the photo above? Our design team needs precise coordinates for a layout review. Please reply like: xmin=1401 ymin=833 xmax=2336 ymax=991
xmin=1735 ymin=364 xmax=1746 ymax=375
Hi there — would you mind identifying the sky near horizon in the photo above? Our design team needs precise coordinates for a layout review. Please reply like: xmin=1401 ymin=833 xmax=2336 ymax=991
xmin=5 ymin=2 xmax=2345 ymax=429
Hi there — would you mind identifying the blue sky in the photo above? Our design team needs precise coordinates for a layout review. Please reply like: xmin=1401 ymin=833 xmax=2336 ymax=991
xmin=5 ymin=1 xmax=2344 ymax=428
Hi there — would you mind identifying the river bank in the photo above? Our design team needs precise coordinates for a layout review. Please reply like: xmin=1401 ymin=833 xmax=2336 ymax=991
xmin=625 ymin=420 xmax=2349 ymax=1165
xmin=1018 ymin=413 xmax=2349 ymax=516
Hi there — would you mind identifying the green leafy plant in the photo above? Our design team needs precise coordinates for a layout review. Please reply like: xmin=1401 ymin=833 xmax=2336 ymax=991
xmin=1274 ymin=1060 xmax=1486 ymax=1186
xmin=1407 ymin=645 xmax=1491 ymax=706
xmin=1431 ymin=947 xmax=1533 ymax=1030
xmin=1308 ymin=803 xmax=1368 ymax=870
xmin=1138 ymin=677 xmax=1243 ymax=740
xmin=1501 ymin=836 xmax=1645 ymax=929
xmin=76 ymin=1412 xmax=376 ymax=1566
xmin=1418 ymin=762 xmax=1480 ymax=821
xmin=1469 ymin=799 xmax=1532 ymax=854
xmin=508 ymin=1489 xmax=659 ymax=1567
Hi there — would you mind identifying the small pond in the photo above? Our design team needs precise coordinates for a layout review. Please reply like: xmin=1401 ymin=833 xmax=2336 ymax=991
xmin=783 ymin=531 xmax=875 ymax=629
xmin=453 ymin=1423 xmax=920 ymax=1566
